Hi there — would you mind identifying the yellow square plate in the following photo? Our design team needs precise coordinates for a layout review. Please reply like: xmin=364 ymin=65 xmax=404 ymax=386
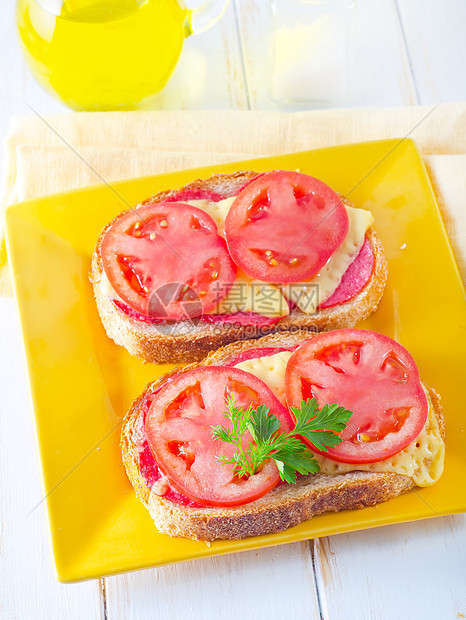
xmin=5 ymin=139 xmax=466 ymax=582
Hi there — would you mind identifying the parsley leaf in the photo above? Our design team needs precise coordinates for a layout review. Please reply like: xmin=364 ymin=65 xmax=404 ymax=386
xmin=249 ymin=404 xmax=281 ymax=444
xmin=212 ymin=397 xmax=352 ymax=484
xmin=291 ymin=398 xmax=353 ymax=452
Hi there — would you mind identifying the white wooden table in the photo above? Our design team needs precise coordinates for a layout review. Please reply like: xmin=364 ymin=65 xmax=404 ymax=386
xmin=1 ymin=1 xmax=466 ymax=618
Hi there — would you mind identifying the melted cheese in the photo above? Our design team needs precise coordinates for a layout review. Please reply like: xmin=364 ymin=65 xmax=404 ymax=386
xmin=314 ymin=390 xmax=444 ymax=487
xmin=98 ymin=269 xmax=116 ymax=298
xmin=187 ymin=197 xmax=235 ymax=236
xmin=235 ymin=351 xmax=292 ymax=403
xmin=281 ymin=206 xmax=374 ymax=314
xmin=234 ymin=352 xmax=444 ymax=487
xmin=151 ymin=475 xmax=170 ymax=496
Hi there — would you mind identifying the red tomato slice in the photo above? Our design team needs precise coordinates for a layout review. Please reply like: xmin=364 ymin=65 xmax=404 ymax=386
xmin=224 ymin=171 xmax=349 ymax=283
xmin=285 ymin=330 xmax=428 ymax=464
xmin=101 ymin=202 xmax=236 ymax=319
xmin=145 ymin=366 xmax=293 ymax=507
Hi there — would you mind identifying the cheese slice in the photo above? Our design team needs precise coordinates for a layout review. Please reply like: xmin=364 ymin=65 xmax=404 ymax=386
xmin=187 ymin=197 xmax=235 ymax=236
xmin=234 ymin=351 xmax=444 ymax=487
xmin=313 ymin=389 xmax=444 ymax=487
xmin=281 ymin=206 xmax=374 ymax=314
xmin=235 ymin=351 xmax=292 ymax=403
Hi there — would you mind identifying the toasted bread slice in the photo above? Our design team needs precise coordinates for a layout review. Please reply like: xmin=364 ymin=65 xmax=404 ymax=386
xmin=121 ymin=331 xmax=444 ymax=541
xmin=92 ymin=172 xmax=388 ymax=364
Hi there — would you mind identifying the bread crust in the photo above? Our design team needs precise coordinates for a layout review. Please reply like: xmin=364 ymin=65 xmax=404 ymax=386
xmin=121 ymin=330 xmax=444 ymax=541
xmin=91 ymin=172 xmax=388 ymax=364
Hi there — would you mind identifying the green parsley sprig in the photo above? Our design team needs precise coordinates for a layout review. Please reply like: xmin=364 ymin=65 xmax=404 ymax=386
xmin=212 ymin=397 xmax=352 ymax=484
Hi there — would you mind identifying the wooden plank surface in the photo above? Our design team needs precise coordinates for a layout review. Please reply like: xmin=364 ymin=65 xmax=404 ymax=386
xmin=314 ymin=516 xmax=466 ymax=620
xmin=396 ymin=0 xmax=466 ymax=105
xmin=105 ymin=542 xmax=321 ymax=620
xmin=0 ymin=299 xmax=103 ymax=619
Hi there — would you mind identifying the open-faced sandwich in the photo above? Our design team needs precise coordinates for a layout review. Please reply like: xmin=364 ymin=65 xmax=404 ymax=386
xmin=121 ymin=329 xmax=445 ymax=541
xmin=91 ymin=171 xmax=388 ymax=363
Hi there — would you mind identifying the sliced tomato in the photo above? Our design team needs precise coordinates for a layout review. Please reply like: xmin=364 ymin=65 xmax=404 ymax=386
xmin=285 ymin=330 xmax=428 ymax=464
xmin=101 ymin=202 xmax=236 ymax=319
xmin=145 ymin=366 xmax=293 ymax=507
xmin=224 ymin=171 xmax=349 ymax=284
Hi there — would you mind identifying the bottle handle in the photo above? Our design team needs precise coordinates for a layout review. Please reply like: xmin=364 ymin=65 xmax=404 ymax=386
xmin=186 ymin=0 xmax=230 ymax=36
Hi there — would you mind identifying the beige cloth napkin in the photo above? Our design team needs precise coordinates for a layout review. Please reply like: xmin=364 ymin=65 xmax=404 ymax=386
xmin=2 ymin=103 xmax=465 ymax=297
